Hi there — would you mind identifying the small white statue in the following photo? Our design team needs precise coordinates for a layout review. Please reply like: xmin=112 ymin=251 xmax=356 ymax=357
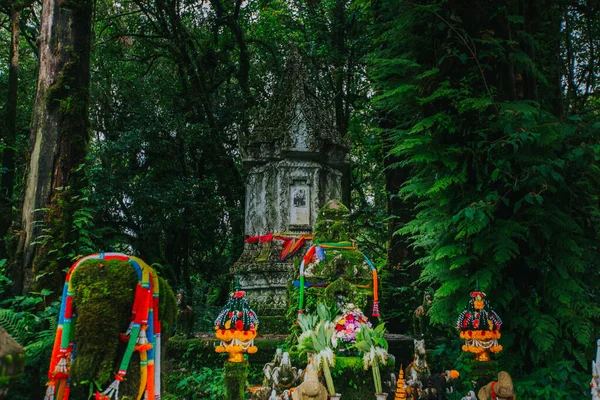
xmin=461 ymin=391 xmax=476 ymax=400
xmin=592 ymin=339 xmax=600 ymax=399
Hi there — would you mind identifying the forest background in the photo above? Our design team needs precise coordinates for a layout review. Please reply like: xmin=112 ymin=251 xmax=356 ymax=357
xmin=0 ymin=0 xmax=599 ymax=398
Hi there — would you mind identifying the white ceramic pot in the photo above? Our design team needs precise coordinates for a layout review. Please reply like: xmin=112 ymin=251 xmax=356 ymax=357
xmin=375 ymin=394 xmax=388 ymax=400
xmin=329 ymin=394 xmax=342 ymax=400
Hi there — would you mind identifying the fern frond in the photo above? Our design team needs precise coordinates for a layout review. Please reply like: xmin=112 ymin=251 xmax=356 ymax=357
xmin=0 ymin=309 xmax=28 ymax=346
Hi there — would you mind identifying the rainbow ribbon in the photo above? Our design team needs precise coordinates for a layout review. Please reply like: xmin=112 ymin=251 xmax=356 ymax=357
xmin=44 ymin=253 xmax=163 ymax=400
xmin=297 ymin=243 xmax=381 ymax=318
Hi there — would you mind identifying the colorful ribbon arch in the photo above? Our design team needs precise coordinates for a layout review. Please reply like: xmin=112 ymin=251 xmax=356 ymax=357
xmin=44 ymin=253 xmax=163 ymax=400
xmin=297 ymin=242 xmax=380 ymax=318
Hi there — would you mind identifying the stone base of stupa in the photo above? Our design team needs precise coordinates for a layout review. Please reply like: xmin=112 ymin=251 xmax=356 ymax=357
xmin=232 ymin=240 xmax=310 ymax=333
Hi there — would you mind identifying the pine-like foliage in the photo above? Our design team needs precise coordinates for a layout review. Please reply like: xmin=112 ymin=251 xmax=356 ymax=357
xmin=366 ymin=0 xmax=600 ymax=371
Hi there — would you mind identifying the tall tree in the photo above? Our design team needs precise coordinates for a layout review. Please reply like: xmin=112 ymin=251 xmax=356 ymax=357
xmin=13 ymin=0 xmax=93 ymax=294
xmin=370 ymin=0 xmax=600 ymax=371
xmin=0 ymin=0 xmax=22 ymax=240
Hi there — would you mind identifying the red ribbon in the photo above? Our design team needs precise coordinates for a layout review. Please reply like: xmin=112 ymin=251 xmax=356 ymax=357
xmin=245 ymin=233 xmax=312 ymax=261
xmin=244 ymin=233 xmax=273 ymax=243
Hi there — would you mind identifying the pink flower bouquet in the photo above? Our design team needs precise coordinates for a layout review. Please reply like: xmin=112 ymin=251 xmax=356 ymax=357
xmin=334 ymin=305 xmax=371 ymax=346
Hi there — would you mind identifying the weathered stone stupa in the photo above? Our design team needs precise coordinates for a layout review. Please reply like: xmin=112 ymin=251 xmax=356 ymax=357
xmin=233 ymin=48 xmax=349 ymax=332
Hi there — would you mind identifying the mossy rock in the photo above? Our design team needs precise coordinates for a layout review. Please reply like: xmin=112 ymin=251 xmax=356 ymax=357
xmin=305 ymin=249 xmax=370 ymax=283
xmin=0 ymin=327 xmax=26 ymax=386
xmin=317 ymin=200 xmax=350 ymax=220
xmin=68 ymin=259 xmax=176 ymax=398
xmin=314 ymin=200 xmax=353 ymax=242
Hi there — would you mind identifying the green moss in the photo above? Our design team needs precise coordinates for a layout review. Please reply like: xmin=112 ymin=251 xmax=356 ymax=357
xmin=308 ymin=249 xmax=370 ymax=282
xmin=69 ymin=259 xmax=138 ymax=398
xmin=324 ymin=278 xmax=358 ymax=303
xmin=166 ymin=337 xmax=286 ymax=370
xmin=258 ymin=316 xmax=291 ymax=334
xmin=224 ymin=361 xmax=248 ymax=400
xmin=68 ymin=259 xmax=177 ymax=398
xmin=318 ymin=200 xmax=350 ymax=219
xmin=314 ymin=200 xmax=353 ymax=242
xmin=0 ymin=352 xmax=26 ymax=386
xmin=330 ymin=356 xmax=395 ymax=400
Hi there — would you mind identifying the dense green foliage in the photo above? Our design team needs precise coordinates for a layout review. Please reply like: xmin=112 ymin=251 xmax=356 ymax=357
xmin=1 ymin=0 xmax=599 ymax=397
xmin=367 ymin=0 xmax=600 ymax=374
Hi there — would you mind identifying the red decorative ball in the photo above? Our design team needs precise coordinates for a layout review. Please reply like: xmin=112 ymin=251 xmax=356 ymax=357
xmin=235 ymin=320 xmax=244 ymax=331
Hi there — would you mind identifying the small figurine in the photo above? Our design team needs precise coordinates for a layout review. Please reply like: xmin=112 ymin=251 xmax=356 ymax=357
xmin=591 ymin=339 xmax=600 ymax=399
xmin=460 ymin=391 xmax=476 ymax=400
xmin=413 ymin=290 xmax=432 ymax=337
xmin=269 ymin=390 xmax=280 ymax=400
xmin=421 ymin=377 xmax=437 ymax=400
xmin=394 ymin=368 xmax=408 ymax=400
xmin=291 ymin=365 xmax=328 ymax=400
xmin=478 ymin=371 xmax=515 ymax=400
xmin=405 ymin=339 xmax=431 ymax=400
xmin=264 ymin=349 xmax=284 ymax=385
xmin=254 ymin=349 xmax=302 ymax=400
xmin=275 ymin=352 xmax=302 ymax=390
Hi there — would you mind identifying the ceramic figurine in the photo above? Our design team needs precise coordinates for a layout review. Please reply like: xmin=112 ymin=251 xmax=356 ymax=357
xmin=460 ymin=391 xmax=476 ymax=400
xmin=291 ymin=366 xmax=328 ymax=400
xmin=477 ymin=371 xmax=515 ymax=400
xmin=413 ymin=290 xmax=432 ymax=337
xmin=405 ymin=339 xmax=430 ymax=400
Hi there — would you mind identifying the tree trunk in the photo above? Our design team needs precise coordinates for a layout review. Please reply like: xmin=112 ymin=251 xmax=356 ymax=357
xmin=383 ymin=125 xmax=417 ymax=280
xmin=13 ymin=0 xmax=93 ymax=295
xmin=0 ymin=4 xmax=20 ymax=241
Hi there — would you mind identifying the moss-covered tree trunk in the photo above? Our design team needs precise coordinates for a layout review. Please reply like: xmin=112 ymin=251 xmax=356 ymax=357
xmin=12 ymin=0 xmax=93 ymax=294
xmin=0 ymin=1 xmax=21 ymax=243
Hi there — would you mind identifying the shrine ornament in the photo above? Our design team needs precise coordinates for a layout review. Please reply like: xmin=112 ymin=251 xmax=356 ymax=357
xmin=456 ymin=290 xmax=503 ymax=362
xmin=214 ymin=290 xmax=259 ymax=362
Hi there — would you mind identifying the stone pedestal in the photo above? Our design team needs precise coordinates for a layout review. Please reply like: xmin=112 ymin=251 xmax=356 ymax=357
xmin=233 ymin=240 xmax=307 ymax=333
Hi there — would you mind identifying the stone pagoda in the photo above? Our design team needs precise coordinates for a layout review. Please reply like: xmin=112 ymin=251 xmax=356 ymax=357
xmin=233 ymin=48 xmax=349 ymax=333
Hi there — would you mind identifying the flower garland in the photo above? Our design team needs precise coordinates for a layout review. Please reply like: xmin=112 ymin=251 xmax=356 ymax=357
xmin=214 ymin=291 xmax=259 ymax=361
xmin=456 ymin=291 xmax=503 ymax=360
xmin=44 ymin=253 xmax=163 ymax=400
